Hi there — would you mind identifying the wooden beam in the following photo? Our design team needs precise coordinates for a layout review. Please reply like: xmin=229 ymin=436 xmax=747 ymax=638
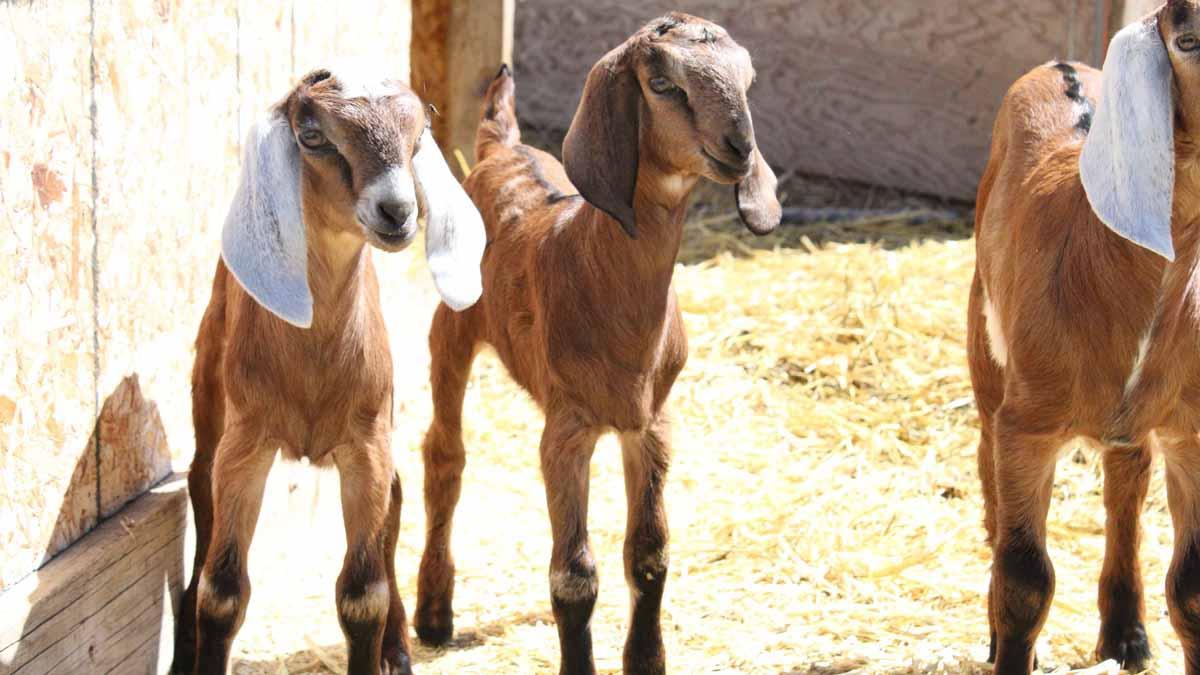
xmin=411 ymin=0 xmax=514 ymax=177
xmin=0 ymin=476 xmax=186 ymax=674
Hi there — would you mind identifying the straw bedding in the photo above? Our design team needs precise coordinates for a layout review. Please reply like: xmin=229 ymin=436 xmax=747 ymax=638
xmin=217 ymin=211 xmax=1182 ymax=674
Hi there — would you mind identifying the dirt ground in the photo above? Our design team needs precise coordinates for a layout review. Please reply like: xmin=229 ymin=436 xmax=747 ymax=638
xmin=201 ymin=190 xmax=1186 ymax=674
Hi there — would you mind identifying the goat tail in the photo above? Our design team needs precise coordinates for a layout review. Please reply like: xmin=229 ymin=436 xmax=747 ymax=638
xmin=475 ymin=64 xmax=520 ymax=163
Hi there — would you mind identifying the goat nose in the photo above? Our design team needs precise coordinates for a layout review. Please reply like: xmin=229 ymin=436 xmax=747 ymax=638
xmin=725 ymin=133 xmax=753 ymax=162
xmin=376 ymin=199 xmax=411 ymax=231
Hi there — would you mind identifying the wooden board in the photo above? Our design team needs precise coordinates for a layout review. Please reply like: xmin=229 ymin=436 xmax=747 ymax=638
xmin=0 ymin=0 xmax=101 ymax=593
xmin=411 ymin=0 xmax=514 ymax=173
xmin=0 ymin=476 xmax=186 ymax=675
xmin=512 ymin=0 xmax=1114 ymax=199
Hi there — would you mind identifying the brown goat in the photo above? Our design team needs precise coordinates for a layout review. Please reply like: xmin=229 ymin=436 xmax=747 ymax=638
xmin=413 ymin=14 xmax=780 ymax=675
xmin=171 ymin=69 xmax=485 ymax=675
xmin=969 ymin=2 xmax=1200 ymax=672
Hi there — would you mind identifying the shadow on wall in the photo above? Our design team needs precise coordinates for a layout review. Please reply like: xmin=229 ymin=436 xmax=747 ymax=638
xmin=0 ymin=376 xmax=184 ymax=674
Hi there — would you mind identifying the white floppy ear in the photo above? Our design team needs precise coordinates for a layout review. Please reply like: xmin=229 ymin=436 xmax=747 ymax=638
xmin=412 ymin=128 xmax=486 ymax=311
xmin=220 ymin=113 xmax=313 ymax=327
xmin=1081 ymin=16 xmax=1177 ymax=261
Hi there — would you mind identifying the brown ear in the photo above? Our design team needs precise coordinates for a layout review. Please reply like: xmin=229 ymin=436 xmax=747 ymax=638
xmin=562 ymin=46 xmax=642 ymax=239
xmin=736 ymin=147 xmax=781 ymax=235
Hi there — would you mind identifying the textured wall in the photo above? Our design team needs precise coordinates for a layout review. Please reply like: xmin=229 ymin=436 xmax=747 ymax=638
xmin=513 ymin=0 xmax=1113 ymax=199
xmin=0 ymin=0 xmax=413 ymax=591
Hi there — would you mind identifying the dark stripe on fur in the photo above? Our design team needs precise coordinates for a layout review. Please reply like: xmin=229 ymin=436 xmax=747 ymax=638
xmin=513 ymin=145 xmax=581 ymax=204
xmin=1052 ymin=62 xmax=1095 ymax=134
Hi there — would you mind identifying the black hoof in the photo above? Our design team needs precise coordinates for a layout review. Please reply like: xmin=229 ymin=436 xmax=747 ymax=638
xmin=1098 ymin=622 xmax=1152 ymax=672
xmin=415 ymin=618 xmax=453 ymax=647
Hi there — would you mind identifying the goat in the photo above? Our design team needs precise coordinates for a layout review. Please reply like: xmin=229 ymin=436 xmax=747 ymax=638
xmin=412 ymin=14 xmax=780 ymax=675
xmin=968 ymin=2 xmax=1200 ymax=672
xmin=170 ymin=68 xmax=485 ymax=675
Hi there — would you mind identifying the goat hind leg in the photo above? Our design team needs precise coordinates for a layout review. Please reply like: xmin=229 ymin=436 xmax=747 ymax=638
xmin=619 ymin=415 xmax=671 ymax=675
xmin=1096 ymin=444 xmax=1153 ymax=670
xmin=416 ymin=304 xmax=478 ymax=645
xmin=990 ymin=408 xmax=1061 ymax=675
xmin=172 ymin=312 xmax=227 ymax=674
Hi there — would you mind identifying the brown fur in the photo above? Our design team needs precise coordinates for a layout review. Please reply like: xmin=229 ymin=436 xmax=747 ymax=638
xmin=414 ymin=14 xmax=779 ymax=675
xmin=171 ymin=71 xmax=430 ymax=675
xmin=971 ymin=3 xmax=1200 ymax=672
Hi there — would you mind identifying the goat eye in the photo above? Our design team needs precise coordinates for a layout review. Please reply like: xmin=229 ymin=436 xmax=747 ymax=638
xmin=1179 ymin=34 xmax=1200 ymax=52
xmin=649 ymin=77 xmax=677 ymax=95
xmin=298 ymin=128 xmax=327 ymax=149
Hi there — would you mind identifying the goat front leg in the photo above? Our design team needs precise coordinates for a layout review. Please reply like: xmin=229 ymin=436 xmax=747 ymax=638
xmin=541 ymin=408 xmax=602 ymax=675
xmin=619 ymin=415 xmax=671 ymax=675
xmin=1096 ymin=444 xmax=1153 ymax=670
xmin=1163 ymin=439 xmax=1200 ymax=674
xmin=334 ymin=443 xmax=413 ymax=675
xmin=193 ymin=428 xmax=275 ymax=675
xmin=989 ymin=406 xmax=1061 ymax=675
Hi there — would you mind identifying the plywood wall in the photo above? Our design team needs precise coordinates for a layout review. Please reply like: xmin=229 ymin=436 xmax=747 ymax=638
xmin=0 ymin=0 xmax=414 ymax=592
xmin=513 ymin=0 xmax=1116 ymax=200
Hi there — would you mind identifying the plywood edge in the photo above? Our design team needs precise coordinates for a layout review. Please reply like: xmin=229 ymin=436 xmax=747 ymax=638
xmin=0 ymin=474 xmax=186 ymax=673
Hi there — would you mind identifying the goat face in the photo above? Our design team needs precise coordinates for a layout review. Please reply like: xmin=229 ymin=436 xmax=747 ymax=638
xmin=219 ymin=68 xmax=486 ymax=327
xmin=283 ymin=69 xmax=429 ymax=252
xmin=562 ymin=13 xmax=781 ymax=238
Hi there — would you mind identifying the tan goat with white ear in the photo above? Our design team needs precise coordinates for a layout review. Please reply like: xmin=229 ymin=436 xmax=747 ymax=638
xmin=970 ymin=2 xmax=1200 ymax=673
xmin=170 ymin=68 xmax=485 ymax=675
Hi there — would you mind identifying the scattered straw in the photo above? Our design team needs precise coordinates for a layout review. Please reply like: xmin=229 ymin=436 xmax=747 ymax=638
xmin=210 ymin=212 xmax=1183 ymax=673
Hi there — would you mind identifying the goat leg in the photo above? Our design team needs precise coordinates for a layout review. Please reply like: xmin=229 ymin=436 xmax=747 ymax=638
xmin=989 ymin=408 xmax=1061 ymax=675
xmin=541 ymin=409 xmax=601 ymax=675
xmin=619 ymin=415 xmax=671 ymax=675
xmin=193 ymin=430 xmax=274 ymax=675
xmin=334 ymin=443 xmax=411 ymax=675
xmin=1096 ymin=444 xmax=1153 ymax=671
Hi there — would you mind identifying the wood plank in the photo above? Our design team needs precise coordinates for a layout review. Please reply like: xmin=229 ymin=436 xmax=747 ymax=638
xmin=0 ymin=0 xmax=100 ymax=593
xmin=413 ymin=0 xmax=514 ymax=173
xmin=0 ymin=476 xmax=186 ymax=675
xmin=512 ymin=0 xmax=1113 ymax=199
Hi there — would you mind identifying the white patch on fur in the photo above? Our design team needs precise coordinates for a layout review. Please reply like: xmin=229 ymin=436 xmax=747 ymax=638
xmin=356 ymin=166 xmax=418 ymax=228
xmin=327 ymin=62 xmax=403 ymax=100
xmin=983 ymin=292 xmax=1008 ymax=368
xmin=550 ymin=569 xmax=598 ymax=603
xmin=338 ymin=580 xmax=390 ymax=622
xmin=1124 ymin=330 xmax=1153 ymax=397
xmin=197 ymin=572 xmax=240 ymax=619
xmin=1080 ymin=17 xmax=1176 ymax=261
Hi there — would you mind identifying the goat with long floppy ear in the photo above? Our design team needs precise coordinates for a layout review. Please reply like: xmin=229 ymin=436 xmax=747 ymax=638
xmin=1081 ymin=14 xmax=1176 ymax=261
xmin=563 ymin=41 xmax=781 ymax=240
xmin=176 ymin=70 xmax=485 ymax=675
xmin=221 ymin=113 xmax=485 ymax=327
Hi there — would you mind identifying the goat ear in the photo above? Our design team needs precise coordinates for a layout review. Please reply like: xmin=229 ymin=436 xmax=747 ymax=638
xmin=563 ymin=46 xmax=642 ymax=239
xmin=1081 ymin=17 xmax=1176 ymax=261
xmin=736 ymin=146 xmax=782 ymax=235
xmin=221 ymin=112 xmax=313 ymax=327
xmin=413 ymin=128 xmax=486 ymax=311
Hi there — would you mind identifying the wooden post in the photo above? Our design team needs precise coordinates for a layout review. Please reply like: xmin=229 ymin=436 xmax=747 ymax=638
xmin=411 ymin=0 xmax=514 ymax=178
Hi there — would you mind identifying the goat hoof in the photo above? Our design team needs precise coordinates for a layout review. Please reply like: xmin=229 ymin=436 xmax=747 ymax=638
xmin=381 ymin=652 xmax=414 ymax=675
xmin=1097 ymin=622 xmax=1151 ymax=672
xmin=415 ymin=620 xmax=453 ymax=646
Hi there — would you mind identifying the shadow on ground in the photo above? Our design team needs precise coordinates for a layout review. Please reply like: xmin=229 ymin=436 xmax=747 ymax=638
xmin=230 ymin=608 xmax=556 ymax=674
